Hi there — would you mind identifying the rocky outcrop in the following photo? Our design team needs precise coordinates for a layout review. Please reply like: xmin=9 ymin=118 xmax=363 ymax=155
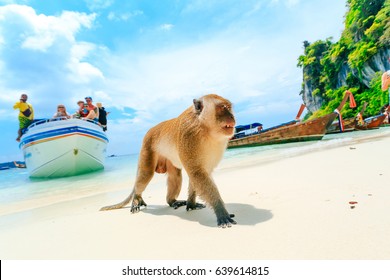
xmin=301 ymin=78 xmax=323 ymax=113
xmin=336 ymin=64 xmax=350 ymax=88
xmin=359 ymin=48 xmax=390 ymax=87
xmin=302 ymin=47 xmax=390 ymax=113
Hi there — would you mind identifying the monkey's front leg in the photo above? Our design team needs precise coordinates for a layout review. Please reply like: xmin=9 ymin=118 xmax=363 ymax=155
xmin=169 ymin=200 xmax=205 ymax=210
xmin=186 ymin=183 xmax=206 ymax=211
xmin=214 ymin=201 xmax=236 ymax=228
xmin=189 ymin=170 xmax=236 ymax=228
xmin=166 ymin=160 xmax=205 ymax=210
xmin=169 ymin=183 xmax=206 ymax=210
xmin=169 ymin=200 xmax=186 ymax=209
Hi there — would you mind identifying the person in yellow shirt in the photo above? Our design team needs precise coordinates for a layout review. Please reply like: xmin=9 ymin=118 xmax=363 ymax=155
xmin=13 ymin=93 xmax=34 ymax=142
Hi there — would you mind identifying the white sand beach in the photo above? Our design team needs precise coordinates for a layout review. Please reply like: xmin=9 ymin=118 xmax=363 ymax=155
xmin=0 ymin=131 xmax=389 ymax=260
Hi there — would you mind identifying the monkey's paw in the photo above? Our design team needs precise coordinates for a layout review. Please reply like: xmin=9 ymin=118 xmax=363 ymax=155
xmin=130 ymin=196 xmax=147 ymax=213
xmin=186 ymin=202 xmax=206 ymax=211
xmin=217 ymin=214 xmax=236 ymax=228
xmin=170 ymin=200 xmax=187 ymax=209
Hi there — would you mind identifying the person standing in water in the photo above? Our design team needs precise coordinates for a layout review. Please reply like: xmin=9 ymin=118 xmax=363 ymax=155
xmin=13 ymin=93 xmax=34 ymax=142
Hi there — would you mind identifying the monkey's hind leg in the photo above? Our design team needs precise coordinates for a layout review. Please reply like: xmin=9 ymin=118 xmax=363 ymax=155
xmin=165 ymin=160 xmax=187 ymax=209
xmin=130 ymin=193 xmax=147 ymax=213
xmin=99 ymin=188 xmax=148 ymax=212
xmin=101 ymin=146 xmax=156 ymax=213
xmin=130 ymin=161 xmax=156 ymax=213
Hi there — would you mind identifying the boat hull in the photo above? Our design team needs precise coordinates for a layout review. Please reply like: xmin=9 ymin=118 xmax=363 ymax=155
xmin=355 ymin=114 xmax=387 ymax=130
xmin=228 ymin=112 xmax=337 ymax=149
xmin=326 ymin=117 xmax=357 ymax=134
xmin=20 ymin=119 xmax=108 ymax=178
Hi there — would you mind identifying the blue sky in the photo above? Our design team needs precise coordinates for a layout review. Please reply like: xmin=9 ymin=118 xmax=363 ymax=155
xmin=0 ymin=0 xmax=347 ymax=162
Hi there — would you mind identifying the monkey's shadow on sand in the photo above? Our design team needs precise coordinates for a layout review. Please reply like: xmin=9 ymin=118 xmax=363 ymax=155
xmin=142 ymin=203 xmax=273 ymax=227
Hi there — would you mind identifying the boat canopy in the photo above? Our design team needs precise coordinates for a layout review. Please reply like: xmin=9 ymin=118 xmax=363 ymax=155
xmin=235 ymin=122 xmax=262 ymax=133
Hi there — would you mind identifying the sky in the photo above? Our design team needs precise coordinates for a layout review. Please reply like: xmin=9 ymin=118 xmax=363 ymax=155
xmin=0 ymin=0 xmax=347 ymax=162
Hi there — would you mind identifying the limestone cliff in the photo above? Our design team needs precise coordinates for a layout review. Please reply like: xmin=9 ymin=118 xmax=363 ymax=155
xmin=302 ymin=47 xmax=390 ymax=113
xmin=298 ymin=0 xmax=390 ymax=118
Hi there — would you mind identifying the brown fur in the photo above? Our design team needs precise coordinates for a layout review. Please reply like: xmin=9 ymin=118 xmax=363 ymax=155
xmin=100 ymin=94 xmax=236 ymax=227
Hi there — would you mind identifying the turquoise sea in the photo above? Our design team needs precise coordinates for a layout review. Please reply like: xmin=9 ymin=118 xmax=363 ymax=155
xmin=1 ymin=126 xmax=389 ymax=215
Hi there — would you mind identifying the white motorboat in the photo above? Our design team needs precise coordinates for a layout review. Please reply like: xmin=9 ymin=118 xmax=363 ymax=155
xmin=19 ymin=118 xmax=109 ymax=178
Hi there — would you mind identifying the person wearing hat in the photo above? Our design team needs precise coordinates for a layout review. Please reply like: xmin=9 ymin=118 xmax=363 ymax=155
xmin=96 ymin=102 xmax=109 ymax=131
xmin=13 ymin=93 xmax=34 ymax=142
xmin=74 ymin=100 xmax=89 ymax=118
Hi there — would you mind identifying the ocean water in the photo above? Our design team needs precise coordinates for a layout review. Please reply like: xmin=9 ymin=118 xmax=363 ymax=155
xmin=1 ymin=126 xmax=389 ymax=215
xmin=0 ymin=154 xmax=140 ymax=215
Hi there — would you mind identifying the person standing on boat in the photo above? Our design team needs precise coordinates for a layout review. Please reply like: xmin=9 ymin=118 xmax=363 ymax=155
xmin=13 ymin=93 xmax=34 ymax=142
xmin=96 ymin=102 xmax=109 ymax=131
xmin=85 ymin=96 xmax=99 ymax=122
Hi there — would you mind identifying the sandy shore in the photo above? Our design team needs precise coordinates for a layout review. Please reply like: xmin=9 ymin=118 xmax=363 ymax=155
xmin=1 ymin=133 xmax=389 ymax=260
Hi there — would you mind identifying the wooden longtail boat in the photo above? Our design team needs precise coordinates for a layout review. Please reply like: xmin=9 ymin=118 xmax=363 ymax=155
xmin=327 ymin=101 xmax=387 ymax=133
xmin=355 ymin=114 xmax=387 ymax=130
xmin=326 ymin=118 xmax=356 ymax=134
xmin=326 ymin=101 xmax=367 ymax=134
xmin=228 ymin=91 xmax=354 ymax=149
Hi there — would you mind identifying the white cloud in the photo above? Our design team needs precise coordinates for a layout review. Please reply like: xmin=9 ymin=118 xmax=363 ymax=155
xmin=67 ymin=42 xmax=104 ymax=83
xmin=107 ymin=10 xmax=143 ymax=21
xmin=67 ymin=61 xmax=104 ymax=84
xmin=0 ymin=5 xmax=96 ymax=52
xmin=0 ymin=4 xmax=103 ymax=118
xmin=101 ymin=32 xmax=301 ymax=126
xmin=93 ymin=90 xmax=112 ymax=103
xmin=158 ymin=23 xmax=174 ymax=31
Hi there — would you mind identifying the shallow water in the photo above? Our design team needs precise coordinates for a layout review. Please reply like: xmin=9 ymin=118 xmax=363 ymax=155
xmin=0 ymin=154 xmax=139 ymax=214
xmin=1 ymin=126 xmax=389 ymax=215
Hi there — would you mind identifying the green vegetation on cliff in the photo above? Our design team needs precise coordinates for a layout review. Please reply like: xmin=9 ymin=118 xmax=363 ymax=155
xmin=298 ymin=0 xmax=390 ymax=119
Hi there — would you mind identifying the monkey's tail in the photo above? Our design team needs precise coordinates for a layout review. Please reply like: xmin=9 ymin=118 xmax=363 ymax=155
xmin=99 ymin=190 xmax=135 ymax=211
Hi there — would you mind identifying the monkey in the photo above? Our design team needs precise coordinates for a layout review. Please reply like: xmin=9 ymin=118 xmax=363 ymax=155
xmin=100 ymin=94 xmax=237 ymax=228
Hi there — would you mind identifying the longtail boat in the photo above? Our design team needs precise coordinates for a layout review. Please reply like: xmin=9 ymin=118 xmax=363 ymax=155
xmin=327 ymin=101 xmax=387 ymax=133
xmin=355 ymin=114 xmax=387 ymax=130
xmin=326 ymin=101 xmax=367 ymax=134
xmin=228 ymin=90 xmax=355 ymax=149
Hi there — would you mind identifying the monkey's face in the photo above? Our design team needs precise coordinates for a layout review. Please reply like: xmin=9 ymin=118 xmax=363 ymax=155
xmin=215 ymin=102 xmax=236 ymax=137
xmin=194 ymin=94 xmax=236 ymax=138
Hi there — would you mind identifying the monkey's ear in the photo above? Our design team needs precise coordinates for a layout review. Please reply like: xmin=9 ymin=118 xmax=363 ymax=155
xmin=193 ymin=99 xmax=203 ymax=113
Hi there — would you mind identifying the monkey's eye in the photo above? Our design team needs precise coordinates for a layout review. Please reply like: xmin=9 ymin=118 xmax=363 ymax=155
xmin=219 ymin=104 xmax=230 ymax=110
